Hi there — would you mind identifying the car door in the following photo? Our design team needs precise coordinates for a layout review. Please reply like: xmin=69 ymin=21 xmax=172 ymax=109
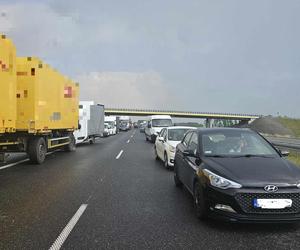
xmin=182 ymin=132 xmax=199 ymax=192
xmin=176 ymin=132 xmax=193 ymax=185
xmin=157 ymin=128 xmax=166 ymax=159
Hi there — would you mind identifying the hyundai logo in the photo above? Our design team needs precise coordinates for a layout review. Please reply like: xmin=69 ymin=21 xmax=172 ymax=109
xmin=264 ymin=185 xmax=278 ymax=192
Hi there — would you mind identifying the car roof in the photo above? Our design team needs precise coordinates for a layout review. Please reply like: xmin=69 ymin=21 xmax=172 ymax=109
xmin=149 ymin=115 xmax=172 ymax=119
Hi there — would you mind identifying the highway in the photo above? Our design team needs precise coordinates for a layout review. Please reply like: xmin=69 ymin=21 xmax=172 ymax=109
xmin=1 ymin=130 xmax=300 ymax=249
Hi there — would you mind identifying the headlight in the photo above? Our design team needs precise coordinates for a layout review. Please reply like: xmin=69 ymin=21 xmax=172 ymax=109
xmin=203 ymin=169 xmax=242 ymax=189
xmin=169 ymin=145 xmax=175 ymax=153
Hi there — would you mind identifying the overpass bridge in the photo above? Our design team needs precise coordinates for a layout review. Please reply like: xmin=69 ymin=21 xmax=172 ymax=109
xmin=104 ymin=108 xmax=261 ymax=126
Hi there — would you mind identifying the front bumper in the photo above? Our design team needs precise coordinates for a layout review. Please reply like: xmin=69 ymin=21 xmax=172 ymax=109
xmin=168 ymin=151 xmax=175 ymax=166
xmin=204 ymin=185 xmax=300 ymax=223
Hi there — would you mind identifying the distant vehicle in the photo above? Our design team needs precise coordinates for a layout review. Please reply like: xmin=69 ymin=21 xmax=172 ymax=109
xmin=74 ymin=102 xmax=104 ymax=144
xmin=137 ymin=120 xmax=147 ymax=127
xmin=173 ymin=128 xmax=300 ymax=222
xmin=145 ymin=115 xmax=173 ymax=142
xmin=139 ymin=122 xmax=147 ymax=133
xmin=133 ymin=122 xmax=138 ymax=128
xmin=119 ymin=116 xmax=131 ymax=131
xmin=105 ymin=116 xmax=118 ymax=135
xmin=154 ymin=126 xmax=196 ymax=169
xmin=103 ymin=123 xmax=111 ymax=137
xmin=119 ymin=121 xmax=129 ymax=131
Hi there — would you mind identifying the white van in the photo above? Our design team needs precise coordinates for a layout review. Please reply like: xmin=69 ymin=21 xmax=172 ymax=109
xmin=104 ymin=116 xmax=117 ymax=135
xmin=145 ymin=115 xmax=173 ymax=142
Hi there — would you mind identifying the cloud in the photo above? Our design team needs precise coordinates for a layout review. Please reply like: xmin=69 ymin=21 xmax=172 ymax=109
xmin=76 ymin=71 xmax=181 ymax=109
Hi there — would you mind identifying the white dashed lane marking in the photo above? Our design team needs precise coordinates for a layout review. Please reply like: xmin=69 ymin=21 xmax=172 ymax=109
xmin=49 ymin=204 xmax=88 ymax=250
xmin=116 ymin=150 xmax=124 ymax=159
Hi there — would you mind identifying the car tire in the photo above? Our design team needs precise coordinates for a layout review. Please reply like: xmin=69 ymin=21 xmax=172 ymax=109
xmin=174 ymin=167 xmax=183 ymax=187
xmin=154 ymin=147 xmax=159 ymax=160
xmin=193 ymin=182 xmax=208 ymax=220
xmin=89 ymin=137 xmax=96 ymax=144
xmin=164 ymin=152 xmax=170 ymax=170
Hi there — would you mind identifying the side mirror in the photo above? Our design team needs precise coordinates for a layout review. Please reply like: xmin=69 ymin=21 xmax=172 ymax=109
xmin=183 ymin=149 xmax=197 ymax=157
xmin=280 ymin=150 xmax=290 ymax=157
xmin=158 ymin=136 xmax=165 ymax=142
xmin=195 ymin=158 xmax=202 ymax=166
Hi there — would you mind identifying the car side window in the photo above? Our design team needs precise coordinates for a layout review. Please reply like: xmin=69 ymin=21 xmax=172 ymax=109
xmin=183 ymin=132 xmax=192 ymax=146
xmin=188 ymin=132 xmax=198 ymax=154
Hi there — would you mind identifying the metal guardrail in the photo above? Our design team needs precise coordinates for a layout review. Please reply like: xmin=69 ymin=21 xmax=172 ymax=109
xmin=265 ymin=136 xmax=300 ymax=151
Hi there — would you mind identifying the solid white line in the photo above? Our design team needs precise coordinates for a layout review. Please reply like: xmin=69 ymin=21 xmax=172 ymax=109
xmin=126 ymin=139 xmax=130 ymax=144
xmin=116 ymin=150 xmax=123 ymax=159
xmin=49 ymin=204 xmax=88 ymax=250
xmin=0 ymin=152 xmax=54 ymax=171
xmin=0 ymin=158 xmax=29 ymax=170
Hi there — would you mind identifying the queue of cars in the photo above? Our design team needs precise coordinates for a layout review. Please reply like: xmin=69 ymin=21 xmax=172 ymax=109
xmin=144 ymin=115 xmax=300 ymax=223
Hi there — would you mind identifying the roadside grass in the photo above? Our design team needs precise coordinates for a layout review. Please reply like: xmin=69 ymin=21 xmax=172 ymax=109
xmin=276 ymin=117 xmax=300 ymax=138
xmin=288 ymin=151 xmax=300 ymax=166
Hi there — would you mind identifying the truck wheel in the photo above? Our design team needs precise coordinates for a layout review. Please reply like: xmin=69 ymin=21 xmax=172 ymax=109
xmin=28 ymin=137 xmax=47 ymax=164
xmin=65 ymin=134 xmax=76 ymax=152
xmin=89 ymin=137 xmax=96 ymax=144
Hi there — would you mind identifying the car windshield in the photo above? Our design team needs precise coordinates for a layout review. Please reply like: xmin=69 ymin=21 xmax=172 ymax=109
xmin=168 ymin=129 xmax=191 ymax=141
xmin=106 ymin=121 xmax=115 ymax=126
xmin=152 ymin=119 xmax=172 ymax=127
xmin=202 ymin=130 xmax=279 ymax=157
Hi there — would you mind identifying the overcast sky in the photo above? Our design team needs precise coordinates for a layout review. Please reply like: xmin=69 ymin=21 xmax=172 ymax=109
xmin=1 ymin=0 xmax=299 ymax=117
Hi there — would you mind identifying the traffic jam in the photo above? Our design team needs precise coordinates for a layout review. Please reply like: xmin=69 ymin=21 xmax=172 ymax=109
xmin=2 ymin=0 xmax=300 ymax=249
xmin=1 ymin=33 xmax=300 ymax=227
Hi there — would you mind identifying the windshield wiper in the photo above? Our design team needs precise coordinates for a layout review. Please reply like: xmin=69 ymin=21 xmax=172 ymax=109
xmin=230 ymin=154 xmax=274 ymax=158
xmin=205 ymin=155 xmax=227 ymax=158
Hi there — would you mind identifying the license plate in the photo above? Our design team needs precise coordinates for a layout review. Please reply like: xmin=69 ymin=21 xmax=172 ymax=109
xmin=253 ymin=198 xmax=292 ymax=209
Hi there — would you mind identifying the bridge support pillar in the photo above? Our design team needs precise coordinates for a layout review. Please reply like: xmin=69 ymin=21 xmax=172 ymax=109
xmin=205 ymin=119 xmax=212 ymax=128
xmin=238 ymin=120 xmax=250 ymax=126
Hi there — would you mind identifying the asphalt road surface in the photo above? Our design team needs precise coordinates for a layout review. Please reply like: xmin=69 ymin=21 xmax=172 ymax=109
xmin=1 ymin=130 xmax=300 ymax=250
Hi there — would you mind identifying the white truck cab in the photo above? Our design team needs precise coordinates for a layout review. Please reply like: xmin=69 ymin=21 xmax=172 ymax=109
xmin=74 ymin=101 xmax=104 ymax=144
xmin=145 ymin=115 xmax=173 ymax=142
xmin=104 ymin=116 xmax=117 ymax=135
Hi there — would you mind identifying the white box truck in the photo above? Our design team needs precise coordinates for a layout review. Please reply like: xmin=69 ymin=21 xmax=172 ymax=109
xmin=74 ymin=101 xmax=105 ymax=144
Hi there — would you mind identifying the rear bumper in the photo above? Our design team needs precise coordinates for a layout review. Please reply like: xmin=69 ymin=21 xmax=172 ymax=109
xmin=168 ymin=151 xmax=175 ymax=166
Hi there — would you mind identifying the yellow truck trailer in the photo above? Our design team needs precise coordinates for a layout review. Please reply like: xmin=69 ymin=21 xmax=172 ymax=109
xmin=0 ymin=35 xmax=79 ymax=164
xmin=0 ymin=34 xmax=16 ymax=133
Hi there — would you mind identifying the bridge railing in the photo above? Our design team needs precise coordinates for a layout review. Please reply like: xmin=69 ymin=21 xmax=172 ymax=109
xmin=105 ymin=108 xmax=261 ymax=119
